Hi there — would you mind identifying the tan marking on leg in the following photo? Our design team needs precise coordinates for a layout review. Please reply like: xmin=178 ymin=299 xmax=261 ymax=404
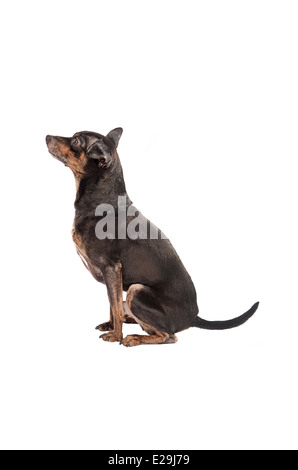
xmin=100 ymin=262 xmax=125 ymax=343
xmin=96 ymin=305 xmax=136 ymax=331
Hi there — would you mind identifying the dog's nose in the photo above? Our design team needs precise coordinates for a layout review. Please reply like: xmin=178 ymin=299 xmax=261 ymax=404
xmin=46 ymin=135 xmax=52 ymax=143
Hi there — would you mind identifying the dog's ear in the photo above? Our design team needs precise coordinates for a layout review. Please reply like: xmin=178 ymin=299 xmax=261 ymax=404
xmin=106 ymin=128 xmax=123 ymax=148
xmin=86 ymin=141 xmax=112 ymax=168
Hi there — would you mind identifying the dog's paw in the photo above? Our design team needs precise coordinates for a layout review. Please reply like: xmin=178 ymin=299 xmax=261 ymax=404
xmin=95 ymin=321 xmax=113 ymax=331
xmin=100 ymin=332 xmax=122 ymax=343
xmin=121 ymin=335 xmax=141 ymax=348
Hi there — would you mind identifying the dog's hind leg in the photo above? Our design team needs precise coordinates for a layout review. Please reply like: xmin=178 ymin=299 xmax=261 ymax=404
xmin=123 ymin=302 xmax=138 ymax=324
xmin=121 ymin=284 xmax=178 ymax=347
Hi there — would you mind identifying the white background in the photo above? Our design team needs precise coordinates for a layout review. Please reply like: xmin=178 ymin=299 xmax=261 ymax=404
xmin=0 ymin=0 xmax=297 ymax=450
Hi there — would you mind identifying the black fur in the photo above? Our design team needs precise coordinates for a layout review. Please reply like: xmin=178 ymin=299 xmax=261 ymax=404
xmin=46 ymin=129 xmax=259 ymax=343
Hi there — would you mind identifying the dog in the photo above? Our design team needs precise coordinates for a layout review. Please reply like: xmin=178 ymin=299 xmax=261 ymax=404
xmin=46 ymin=128 xmax=259 ymax=347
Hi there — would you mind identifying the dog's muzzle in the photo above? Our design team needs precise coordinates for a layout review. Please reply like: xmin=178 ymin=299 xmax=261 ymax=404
xmin=46 ymin=135 xmax=68 ymax=165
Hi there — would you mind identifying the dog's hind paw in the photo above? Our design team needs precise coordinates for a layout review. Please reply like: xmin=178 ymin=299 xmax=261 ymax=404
xmin=121 ymin=335 xmax=141 ymax=347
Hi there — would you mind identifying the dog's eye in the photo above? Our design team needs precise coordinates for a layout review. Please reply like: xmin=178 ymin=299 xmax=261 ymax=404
xmin=72 ymin=137 xmax=80 ymax=149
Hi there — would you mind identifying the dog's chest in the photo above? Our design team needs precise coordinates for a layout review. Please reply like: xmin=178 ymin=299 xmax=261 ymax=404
xmin=72 ymin=229 xmax=88 ymax=259
xmin=72 ymin=229 xmax=104 ymax=283
xmin=72 ymin=228 xmax=101 ymax=278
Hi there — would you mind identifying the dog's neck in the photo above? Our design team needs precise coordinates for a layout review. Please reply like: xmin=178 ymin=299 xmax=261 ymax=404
xmin=73 ymin=156 xmax=131 ymax=214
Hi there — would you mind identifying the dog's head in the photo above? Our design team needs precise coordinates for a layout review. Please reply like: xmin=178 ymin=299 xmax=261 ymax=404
xmin=46 ymin=128 xmax=123 ymax=176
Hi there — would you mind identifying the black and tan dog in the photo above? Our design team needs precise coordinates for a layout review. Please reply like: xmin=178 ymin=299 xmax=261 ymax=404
xmin=46 ymin=128 xmax=259 ymax=347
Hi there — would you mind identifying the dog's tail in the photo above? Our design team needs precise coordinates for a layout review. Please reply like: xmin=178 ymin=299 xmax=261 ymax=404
xmin=192 ymin=302 xmax=259 ymax=330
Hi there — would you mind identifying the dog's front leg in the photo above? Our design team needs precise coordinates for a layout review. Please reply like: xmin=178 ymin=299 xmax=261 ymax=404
xmin=100 ymin=261 xmax=125 ymax=343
